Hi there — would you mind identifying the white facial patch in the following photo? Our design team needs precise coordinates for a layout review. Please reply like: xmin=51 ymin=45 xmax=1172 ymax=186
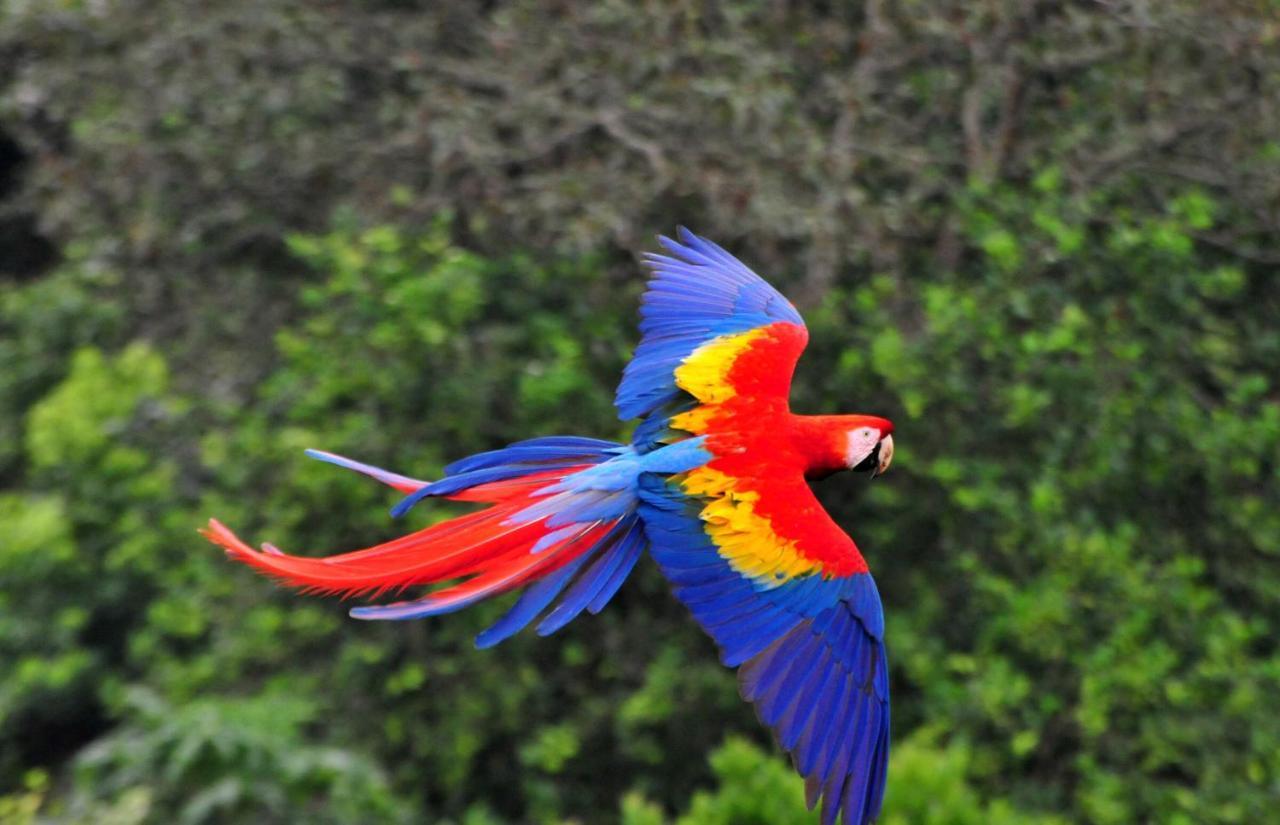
xmin=846 ymin=426 xmax=880 ymax=469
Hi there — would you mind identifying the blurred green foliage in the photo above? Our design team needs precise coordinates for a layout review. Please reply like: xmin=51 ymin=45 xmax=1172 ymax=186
xmin=2 ymin=1 xmax=1279 ymax=823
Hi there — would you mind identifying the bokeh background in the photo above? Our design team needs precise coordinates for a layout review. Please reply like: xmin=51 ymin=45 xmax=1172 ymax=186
xmin=2 ymin=2 xmax=1279 ymax=823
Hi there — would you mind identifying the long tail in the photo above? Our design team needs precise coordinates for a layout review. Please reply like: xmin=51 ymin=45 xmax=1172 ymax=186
xmin=201 ymin=436 xmax=647 ymax=647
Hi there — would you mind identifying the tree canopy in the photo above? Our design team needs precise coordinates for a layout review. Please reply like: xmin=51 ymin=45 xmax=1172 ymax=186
xmin=1 ymin=2 xmax=1278 ymax=822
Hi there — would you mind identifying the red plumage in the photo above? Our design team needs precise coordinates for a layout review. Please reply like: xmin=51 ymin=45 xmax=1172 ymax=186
xmin=200 ymin=466 xmax=597 ymax=602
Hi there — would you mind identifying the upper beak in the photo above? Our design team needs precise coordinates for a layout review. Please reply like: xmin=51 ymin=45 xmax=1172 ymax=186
xmin=871 ymin=434 xmax=894 ymax=478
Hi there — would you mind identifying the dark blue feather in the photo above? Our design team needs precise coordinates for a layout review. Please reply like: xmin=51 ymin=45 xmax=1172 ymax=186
xmin=391 ymin=437 xmax=625 ymax=517
xmin=718 ymin=611 xmax=806 ymax=667
xmin=536 ymin=522 xmax=636 ymax=635
xmin=738 ymin=636 xmax=789 ymax=702
xmin=474 ymin=553 xmax=591 ymax=649
xmin=675 ymin=573 xmax=754 ymax=603
xmin=865 ymin=718 xmax=891 ymax=818
xmin=758 ymin=635 xmax=824 ymax=727
xmin=587 ymin=525 xmax=646 ymax=614
xmin=779 ymin=651 xmax=835 ymax=750
xmin=691 ymin=593 xmax=774 ymax=627
xmin=744 ymin=629 xmax=811 ymax=705
xmin=445 ymin=436 xmax=618 ymax=474
xmin=807 ymin=670 xmax=850 ymax=756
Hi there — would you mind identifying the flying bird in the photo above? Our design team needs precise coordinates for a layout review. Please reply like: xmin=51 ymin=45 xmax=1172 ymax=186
xmin=202 ymin=228 xmax=895 ymax=825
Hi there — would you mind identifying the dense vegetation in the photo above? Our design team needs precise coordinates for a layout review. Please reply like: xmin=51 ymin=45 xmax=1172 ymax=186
xmin=2 ymin=2 xmax=1278 ymax=822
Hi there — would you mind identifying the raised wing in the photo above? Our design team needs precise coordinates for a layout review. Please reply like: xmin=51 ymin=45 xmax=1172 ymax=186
xmin=617 ymin=227 xmax=808 ymax=446
xmin=638 ymin=465 xmax=890 ymax=825
xmin=624 ymin=228 xmax=889 ymax=823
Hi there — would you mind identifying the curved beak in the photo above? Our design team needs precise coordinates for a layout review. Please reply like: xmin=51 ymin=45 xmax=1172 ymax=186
xmin=871 ymin=434 xmax=894 ymax=478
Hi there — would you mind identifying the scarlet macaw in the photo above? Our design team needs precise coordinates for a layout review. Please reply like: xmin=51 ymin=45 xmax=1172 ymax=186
xmin=203 ymin=228 xmax=896 ymax=825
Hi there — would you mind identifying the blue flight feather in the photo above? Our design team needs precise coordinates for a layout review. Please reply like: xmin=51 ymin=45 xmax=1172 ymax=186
xmin=615 ymin=227 xmax=805 ymax=422
xmin=587 ymin=527 xmax=645 ymax=614
xmin=474 ymin=553 xmax=593 ymax=649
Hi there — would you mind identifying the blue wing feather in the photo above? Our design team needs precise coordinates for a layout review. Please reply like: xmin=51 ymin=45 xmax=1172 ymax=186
xmin=586 ymin=528 xmax=644 ymax=613
xmin=615 ymin=227 xmax=805 ymax=425
xmin=638 ymin=477 xmax=890 ymax=825
xmin=536 ymin=521 xmax=641 ymax=635
xmin=474 ymin=517 xmax=649 ymax=648
xmin=474 ymin=554 xmax=592 ymax=649
xmin=390 ymin=437 xmax=624 ymax=517
xmin=446 ymin=437 xmax=620 ymax=475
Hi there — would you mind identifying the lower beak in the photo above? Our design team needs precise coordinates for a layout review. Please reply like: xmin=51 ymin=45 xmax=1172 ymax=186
xmin=873 ymin=434 xmax=894 ymax=478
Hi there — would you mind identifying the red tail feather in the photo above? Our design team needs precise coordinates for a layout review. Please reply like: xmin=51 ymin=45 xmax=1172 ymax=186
xmin=199 ymin=464 xmax=600 ymax=601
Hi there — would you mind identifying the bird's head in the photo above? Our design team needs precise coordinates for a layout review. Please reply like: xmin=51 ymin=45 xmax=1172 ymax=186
xmin=793 ymin=414 xmax=895 ymax=480
xmin=844 ymin=417 xmax=894 ymax=477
